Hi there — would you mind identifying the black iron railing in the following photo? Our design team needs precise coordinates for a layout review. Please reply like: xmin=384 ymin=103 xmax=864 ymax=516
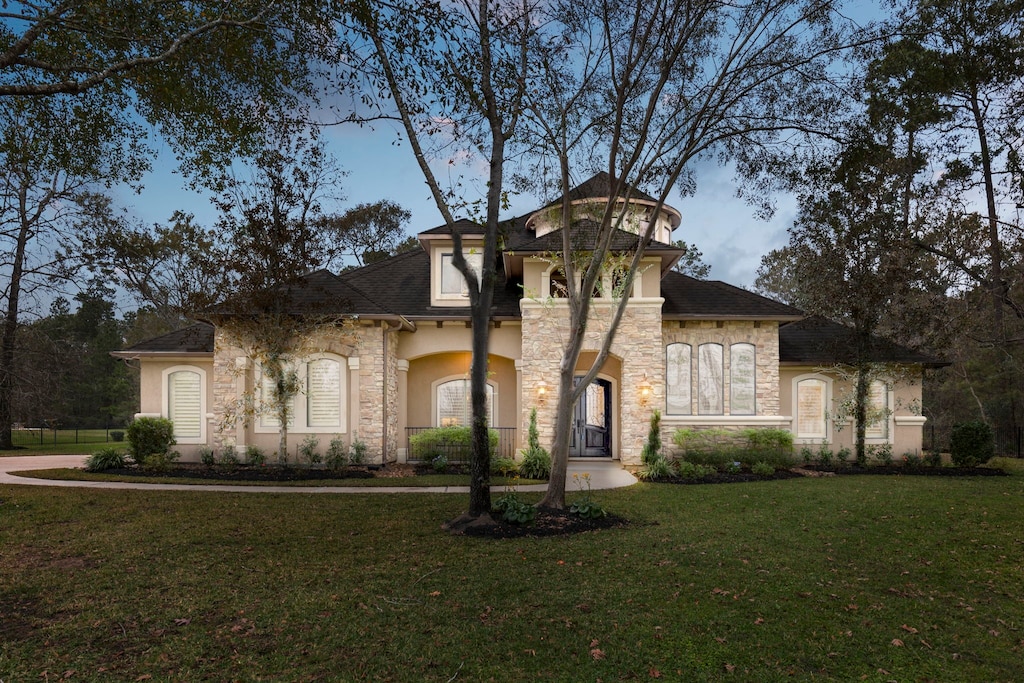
xmin=405 ymin=426 xmax=517 ymax=462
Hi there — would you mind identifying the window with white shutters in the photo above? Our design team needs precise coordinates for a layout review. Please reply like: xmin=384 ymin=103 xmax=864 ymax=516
xmin=168 ymin=370 xmax=202 ymax=439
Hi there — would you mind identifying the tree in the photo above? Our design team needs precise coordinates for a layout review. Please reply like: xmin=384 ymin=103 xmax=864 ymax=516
xmin=672 ymin=240 xmax=711 ymax=279
xmin=0 ymin=2 xmax=334 ymax=448
xmin=777 ymin=125 xmax=932 ymax=461
xmin=0 ymin=97 xmax=145 ymax=448
xmin=343 ymin=0 xmax=533 ymax=522
xmin=521 ymin=0 xmax=857 ymax=508
xmin=319 ymin=200 xmax=412 ymax=267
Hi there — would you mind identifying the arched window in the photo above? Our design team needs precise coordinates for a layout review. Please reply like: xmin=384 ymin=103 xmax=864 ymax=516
xmin=796 ymin=377 xmax=828 ymax=440
xmin=730 ymin=343 xmax=756 ymax=416
xmin=666 ymin=343 xmax=691 ymax=415
xmin=163 ymin=366 xmax=206 ymax=443
xmin=257 ymin=355 xmax=347 ymax=433
xmin=436 ymin=379 xmax=494 ymax=427
xmin=697 ymin=343 xmax=723 ymax=415
xmin=865 ymin=380 xmax=891 ymax=440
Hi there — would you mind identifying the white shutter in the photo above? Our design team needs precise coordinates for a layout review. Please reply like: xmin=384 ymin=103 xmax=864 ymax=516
xmin=307 ymin=359 xmax=341 ymax=427
xmin=797 ymin=379 xmax=826 ymax=439
xmin=866 ymin=381 xmax=889 ymax=439
xmin=260 ymin=365 xmax=295 ymax=428
xmin=666 ymin=343 xmax=691 ymax=415
xmin=168 ymin=370 xmax=202 ymax=438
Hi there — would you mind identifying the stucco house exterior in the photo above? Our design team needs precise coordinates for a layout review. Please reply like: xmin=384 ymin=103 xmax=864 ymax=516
xmin=114 ymin=173 xmax=942 ymax=466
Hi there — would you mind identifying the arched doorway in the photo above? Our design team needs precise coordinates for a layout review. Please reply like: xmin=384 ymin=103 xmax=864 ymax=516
xmin=570 ymin=377 xmax=612 ymax=457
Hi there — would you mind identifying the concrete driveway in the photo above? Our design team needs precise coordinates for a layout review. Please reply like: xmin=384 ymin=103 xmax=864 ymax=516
xmin=0 ymin=454 xmax=637 ymax=493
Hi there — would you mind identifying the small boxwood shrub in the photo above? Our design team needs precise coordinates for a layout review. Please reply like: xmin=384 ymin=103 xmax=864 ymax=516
xmin=245 ymin=445 xmax=266 ymax=466
xmin=85 ymin=447 xmax=126 ymax=472
xmin=325 ymin=437 xmax=347 ymax=470
xmin=126 ymin=417 xmax=176 ymax=466
xmin=110 ymin=430 xmax=125 ymax=442
xmin=950 ymin=420 xmax=995 ymax=467
xmin=408 ymin=426 xmax=498 ymax=462
xmin=751 ymin=461 xmax=775 ymax=476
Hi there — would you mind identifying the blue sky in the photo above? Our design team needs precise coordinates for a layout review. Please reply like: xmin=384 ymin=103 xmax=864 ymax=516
xmin=126 ymin=120 xmax=798 ymax=290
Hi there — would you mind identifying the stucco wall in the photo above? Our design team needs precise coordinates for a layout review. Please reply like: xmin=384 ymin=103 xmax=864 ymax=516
xmin=136 ymin=356 xmax=215 ymax=460
xmin=520 ymin=298 xmax=664 ymax=466
xmin=404 ymin=351 xmax=518 ymax=429
xmin=779 ymin=365 xmax=926 ymax=456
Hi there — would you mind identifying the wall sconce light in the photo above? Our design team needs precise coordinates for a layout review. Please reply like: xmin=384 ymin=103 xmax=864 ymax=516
xmin=537 ymin=380 xmax=547 ymax=401
xmin=638 ymin=374 xmax=652 ymax=405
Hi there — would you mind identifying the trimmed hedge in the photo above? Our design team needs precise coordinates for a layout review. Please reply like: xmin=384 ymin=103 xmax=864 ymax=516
xmin=126 ymin=417 xmax=176 ymax=466
xmin=409 ymin=426 xmax=499 ymax=462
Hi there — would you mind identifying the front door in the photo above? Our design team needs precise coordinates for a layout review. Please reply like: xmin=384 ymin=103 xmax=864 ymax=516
xmin=570 ymin=377 xmax=612 ymax=457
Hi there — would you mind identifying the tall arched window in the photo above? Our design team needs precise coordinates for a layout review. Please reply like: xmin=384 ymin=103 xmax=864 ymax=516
xmin=256 ymin=355 xmax=347 ymax=433
xmin=697 ymin=343 xmax=723 ymax=415
xmin=730 ymin=343 xmax=756 ymax=415
xmin=163 ymin=366 xmax=206 ymax=443
xmin=796 ymin=377 xmax=828 ymax=440
xmin=666 ymin=343 xmax=691 ymax=415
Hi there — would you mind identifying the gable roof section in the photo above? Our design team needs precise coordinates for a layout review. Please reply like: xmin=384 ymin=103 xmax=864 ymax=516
xmin=661 ymin=271 xmax=804 ymax=320
xmin=512 ymin=220 xmax=678 ymax=253
xmin=114 ymin=322 xmax=215 ymax=356
xmin=417 ymin=218 xmax=486 ymax=237
xmin=779 ymin=316 xmax=948 ymax=367
xmin=338 ymin=247 xmax=523 ymax=319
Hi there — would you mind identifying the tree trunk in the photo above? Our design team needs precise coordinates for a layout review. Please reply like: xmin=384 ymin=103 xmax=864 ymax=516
xmin=0 ymin=205 xmax=31 ymax=449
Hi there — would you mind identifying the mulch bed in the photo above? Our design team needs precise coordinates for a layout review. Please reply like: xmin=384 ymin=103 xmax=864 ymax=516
xmin=456 ymin=507 xmax=633 ymax=539
xmin=100 ymin=465 xmax=375 ymax=482
xmin=653 ymin=464 xmax=1008 ymax=486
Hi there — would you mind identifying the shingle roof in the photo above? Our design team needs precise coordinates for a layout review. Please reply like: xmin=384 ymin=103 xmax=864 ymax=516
xmin=417 ymin=218 xmax=486 ymax=236
xmin=119 ymin=322 xmax=215 ymax=354
xmin=207 ymin=269 xmax=393 ymax=317
xmin=779 ymin=316 xmax=947 ymax=366
xmin=512 ymin=220 xmax=678 ymax=253
xmin=537 ymin=171 xmax=658 ymax=211
xmin=337 ymin=247 xmax=523 ymax=318
xmin=661 ymin=271 xmax=804 ymax=319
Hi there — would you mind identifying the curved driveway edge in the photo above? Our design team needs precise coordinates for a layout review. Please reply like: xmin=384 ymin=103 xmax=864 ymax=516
xmin=0 ymin=455 xmax=637 ymax=493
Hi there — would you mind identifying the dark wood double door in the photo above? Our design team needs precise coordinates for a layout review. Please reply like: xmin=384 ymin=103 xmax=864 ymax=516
xmin=570 ymin=377 xmax=612 ymax=457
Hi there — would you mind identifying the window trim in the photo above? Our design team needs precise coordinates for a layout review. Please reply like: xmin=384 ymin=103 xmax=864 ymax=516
xmin=431 ymin=375 xmax=497 ymax=428
xmin=254 ymin=354 xmax=348 ymax=434
xmin=161 ymin=365 xmax=207 ymax=444
xmin=792 ymin=373 xmax=832 ymax=444
xmin=729 ymin=343 xmax=757 ymax=416
xmin=665 ymin=342 xmax=692 ymax=416
xmin=438 ymin=250 xmax=483 ymax=300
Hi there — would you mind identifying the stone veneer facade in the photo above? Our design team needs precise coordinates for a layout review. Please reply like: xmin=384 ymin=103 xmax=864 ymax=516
xmin=210 ymin=322 xmax=399 ymax=463
xmin=520 ymin=298 xmax=665 ymax=467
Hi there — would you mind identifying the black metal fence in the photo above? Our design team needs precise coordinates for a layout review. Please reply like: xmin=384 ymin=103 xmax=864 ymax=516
xmin=11 ymin=427 xmax=126 ymax=447
xmin=405 ymin=427 xmax=517 ymax=463
xmin=923 ymin=423 xmax=1023 ymax=458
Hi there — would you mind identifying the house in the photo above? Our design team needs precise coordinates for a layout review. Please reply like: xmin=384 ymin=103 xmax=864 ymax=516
xmin=113 ymin=173 xmax=943 ymax=466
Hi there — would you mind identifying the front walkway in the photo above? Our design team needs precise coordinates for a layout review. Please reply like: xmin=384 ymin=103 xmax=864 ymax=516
xmin=0 ymin=455 xmax=637 ymax=493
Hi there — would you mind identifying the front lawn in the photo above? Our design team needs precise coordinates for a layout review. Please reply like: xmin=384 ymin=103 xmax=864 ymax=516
xmin=2 ymin=474 xmax=1023 ymax=680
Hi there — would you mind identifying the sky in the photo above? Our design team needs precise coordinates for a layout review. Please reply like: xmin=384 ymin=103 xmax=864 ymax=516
xmin=125 ymin=119 xmax=800 ymax=292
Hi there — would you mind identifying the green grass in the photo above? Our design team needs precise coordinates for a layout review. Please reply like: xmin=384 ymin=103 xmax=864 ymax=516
xmin=15 ymin=468 xmax=536 ymax=488
xmin=1 ymin=440 xmax=120 ymax=456
xmin=2 ymin=475 xmax=1024 ymax=681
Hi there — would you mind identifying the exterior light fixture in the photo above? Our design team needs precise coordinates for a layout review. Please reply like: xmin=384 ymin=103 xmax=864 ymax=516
xmin=537 ymin=380 xmax=547 ymax=401
xmin=638 ymin=375 xmax=652 ymax=405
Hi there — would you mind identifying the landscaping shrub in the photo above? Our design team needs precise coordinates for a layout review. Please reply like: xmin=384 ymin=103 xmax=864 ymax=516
xmin=816 ymin=444 xmax=834 ymax=468
xmin=519 ymin=408 xmax=551 ymax=480
xmin=491 ymin=456 xmax=519 ymax=476
xmin=85 ymin=447 xmax=126 ymax=472
xmin=871 ymin=443 xmax=894 ymax=466
xmin=641 ymin=409 xmax=662 ymax=464
xmin=110 ymin=430 xmax=125 ymax=442
xmin=348 ymin=439 xmax=367 ymax=465
xmin=950 ymin=420 xmax=995 ymax=467
xmin=675 ymin=460 xmax=716 ymax=479
xmin=218 ymin=447 xmax=240 ymax=469
xmin=493 ymin=491 xmax=535 ymax=524
xmin=299 ymin=435 xmax=321 ymax=466
xmin=126 ymin=417 xmax=176 ymax=466
xmin=740 ymin=427 xmax=793 ymax=457
xmin=569 ymin=473 xmax=606 ymax=519
xmin=751 ymin=461 xmax=775 ymax=476
xmin=835 ymin=446 xmax=852 ymax=467
xmin=199 ymin=446 xmax=215 ymax=467
xmin=325 ymin=437 xmax=347 ymax=470
xmin=637 ymin=456 xmax=673 ymax=481
xmin=141 ymin=450 xmax=179 ymax=473
xmin=246 ymin=445 xmax=266 ymax=466
xmin=431 ymin=453 xmax=448 ymax=473
xmin=408 ymin=426 xmax=498 ymax=462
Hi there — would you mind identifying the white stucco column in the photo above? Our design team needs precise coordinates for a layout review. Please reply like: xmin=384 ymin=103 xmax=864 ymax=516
xmin=397 ymin=359 xmax=409 ymax=462
xmin=514 ymin=359 xmax=524 ymax=451
xmin=348 ymin=357 xmax=360 ymax=443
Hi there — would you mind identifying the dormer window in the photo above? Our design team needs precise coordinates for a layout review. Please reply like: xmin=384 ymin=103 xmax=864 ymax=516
xmin=441 ymin=252 xmax=482 ymax=296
